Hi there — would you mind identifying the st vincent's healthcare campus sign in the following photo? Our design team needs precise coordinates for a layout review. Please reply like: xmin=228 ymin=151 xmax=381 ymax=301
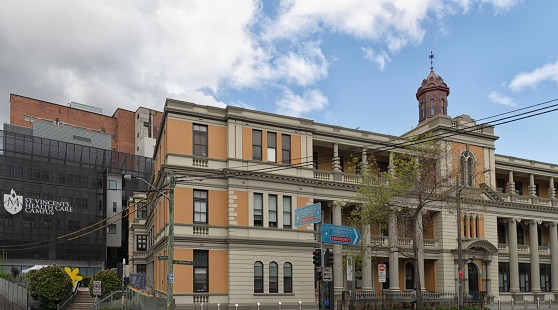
xmin=3 ymin=189 xmax=74 ymax=216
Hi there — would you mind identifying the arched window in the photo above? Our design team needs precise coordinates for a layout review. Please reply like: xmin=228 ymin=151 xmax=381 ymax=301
xmin=441 ymin=99 xmax=445 ymax=114
xmin=284 ymin=263 xmax=293 ymax=293
xmin=421 ymin=102 xmax=425 ymax=118
xmin=517 ymin=224 xmax=524 ymax=245
xmin=497 ymin=223 xmax=506 ymax=243
xmin=430 ymin=99 xmax=435 ymax=115
xmin=405 ymin=262 xmax=414 ymax=289
xmin=460 ymin=150 xmax=475 ymax=186
xmin=254 ymin=262 xmax=264 ymax=293
xmin=269 ymin=262 xmax=278 ymax=293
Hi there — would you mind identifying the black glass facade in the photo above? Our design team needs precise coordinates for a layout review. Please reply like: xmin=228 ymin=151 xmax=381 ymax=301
xmin=0 ymin=130 xmax=152 ymax=265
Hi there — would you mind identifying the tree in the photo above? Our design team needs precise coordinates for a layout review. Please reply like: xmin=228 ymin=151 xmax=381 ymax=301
xmin=89 ymin=269 xmax=121 ymax=297
xmin=28 ymin=265 xmax=72 ymax=310
xmin=350 ymin=135 xmax=465 ymax=310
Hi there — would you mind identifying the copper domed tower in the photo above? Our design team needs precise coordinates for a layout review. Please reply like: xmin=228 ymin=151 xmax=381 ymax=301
xmin=416 ymin=52 xmax=450 ymax=124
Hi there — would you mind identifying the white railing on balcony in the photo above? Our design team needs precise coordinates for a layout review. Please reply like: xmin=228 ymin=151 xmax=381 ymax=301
xmin=517 ymin=245 xmax=530 ymax=253
xmin=424 ymin=239 xmax=438 ymax=248
xmin=193 ymin=158 xmax=208 ymax=167
xmin=314 ymin=171 xmax=332 ymax=181
xmin=342 ymin=174 xmax=361 ymax=184
xmin=371 ymin=236 xmax=388 ymax=246
xmin=398 ymin=238 xmax=413 ymax=247
xmin=133 ymin=251 xmax=147 ymax=258
xmin=193 ymin=226 xmax=209 ymax=235
xmin=498 ymin=244 xmax=509 ymax=252
xmin=539 ymin=246 xmax=550 ymax=254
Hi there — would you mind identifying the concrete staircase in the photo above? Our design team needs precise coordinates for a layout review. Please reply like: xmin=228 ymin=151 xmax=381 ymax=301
xmin=67 ymin=288 xmax=95 ymax=310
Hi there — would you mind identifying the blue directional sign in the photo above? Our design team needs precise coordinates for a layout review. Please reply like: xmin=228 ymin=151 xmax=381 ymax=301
xmin=295 ymin=202 xmax=322 ymax=227
xmin=321 ymin=224 xmax=361 ymax=246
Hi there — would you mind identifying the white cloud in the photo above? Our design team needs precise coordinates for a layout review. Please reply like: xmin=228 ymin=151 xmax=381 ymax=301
xmin=362 ymin=47 xmax=391 ymax=71
xmin=181 ymin=91 xmax=227 ymax=108
xmin=276 ymin=88 xmax=328 ymax=117
xmin=509 ymin=60 xmax=558 ymax=91
xmin=488 ymin=91 xmax=516 ymax=107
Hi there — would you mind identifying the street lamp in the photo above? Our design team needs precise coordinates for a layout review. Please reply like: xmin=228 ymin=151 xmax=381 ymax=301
xmin=456 ymin=169 xmax=490 ymax=310
xmin=125 ymin=172 xmax=175 ymax=310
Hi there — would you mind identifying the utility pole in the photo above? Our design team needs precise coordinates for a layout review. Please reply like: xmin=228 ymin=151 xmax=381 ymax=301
xmin=167 ymin=171 xmax=175 ymax=310
xmin=457 ymin=190 xmax=463 ymax=310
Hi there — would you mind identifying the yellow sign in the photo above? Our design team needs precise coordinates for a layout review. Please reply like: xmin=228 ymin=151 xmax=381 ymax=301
xmin=64 ymin=267 xmax=83 ymax=287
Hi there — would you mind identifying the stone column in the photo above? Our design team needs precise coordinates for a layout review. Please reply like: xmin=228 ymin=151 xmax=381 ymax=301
xmin=529 ymin=220 xmax=542 ymax=296
xmin=333 ymin=143 xmax=340 ymax=172
xmin=508 ymin=171 xmax=515 ymax=194
xmin=465 ymin=215 xmax=470 ymax=238
xmin=416 ymin=212 xmax=425 ymax=291
xmin=550 ymin=177 xmax=556 ymax=200
xmin=484 ymin=260 xmax=493 ymax=298
xmin=332 ymin=201 xmax=344 ymax=309
xmin=508 ymin=219 xmax=520 ymax=293
xmin=528 ymin=174 xmax=537 ymax=197
xmin=388 ymin=212 xmax=400 ymax=291
xmin=362 ymin=147 xmax=368 ymax=166
xmin=463 ymin=260 xmax=469 ymax=293
xmin=362 ymin=225 xmax=373 ymax=291
xmin=548 ymin=222 xmax=558 ymax=294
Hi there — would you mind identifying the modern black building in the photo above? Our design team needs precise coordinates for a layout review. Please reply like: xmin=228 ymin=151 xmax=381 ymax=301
xmin=0 ymin=128 xmax=153 ymax=275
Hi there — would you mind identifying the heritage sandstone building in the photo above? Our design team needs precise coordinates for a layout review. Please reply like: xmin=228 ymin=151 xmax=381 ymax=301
xmin=127 ymin=67 xmax=558 ymax=308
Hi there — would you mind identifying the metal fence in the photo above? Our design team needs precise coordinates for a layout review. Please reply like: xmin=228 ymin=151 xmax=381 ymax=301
xmin=0 ymin=277 xmax=38 ymax=310
xmin=349 ymin=290 xmax=486 ymax=310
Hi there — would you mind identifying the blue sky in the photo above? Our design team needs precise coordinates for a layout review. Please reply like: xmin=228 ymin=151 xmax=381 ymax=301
xmin=1 ymin=1 xmax=557 ymax=163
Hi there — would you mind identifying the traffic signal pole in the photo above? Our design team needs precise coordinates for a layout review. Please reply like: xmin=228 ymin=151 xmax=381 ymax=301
xmin=320 ymin=211 xmax=325 ymax=310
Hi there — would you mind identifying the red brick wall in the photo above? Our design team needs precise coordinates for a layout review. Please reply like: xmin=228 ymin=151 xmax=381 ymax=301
xmin=9 ymin=94 xmax=138 ymax=153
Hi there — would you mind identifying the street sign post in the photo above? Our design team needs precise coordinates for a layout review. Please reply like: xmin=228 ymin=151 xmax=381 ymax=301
xmin=158 ymin=256 xmax=168 ymax=260
xmin=321 ymin=224 xmax=361 ymax=246
xmin=323 ymin=267 xmax=332 ymax=282
xmin=295 ymin=202 xmax=321 ymax=227
xmin=93 ymin=281 xmax=102 ymax=295
xmin=378 ymin=264 xmax=386 ymax=283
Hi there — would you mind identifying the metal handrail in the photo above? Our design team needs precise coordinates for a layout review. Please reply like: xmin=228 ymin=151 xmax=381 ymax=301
xmin=56 ymin=280 xmax=80 ymax=310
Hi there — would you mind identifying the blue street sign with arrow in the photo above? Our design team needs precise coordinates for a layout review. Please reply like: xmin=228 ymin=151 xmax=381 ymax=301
xmin=321 ymin=224 xmax=361 ymax=246
xmin=294 ymin=202 xmax=321 ymax=227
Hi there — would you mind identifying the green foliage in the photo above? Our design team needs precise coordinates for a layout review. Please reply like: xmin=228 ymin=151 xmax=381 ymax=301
xmin=89 ymin=269 xmax=121 ymax=297
xmin=28 ymin=265 xmax=72 ymax=310
xmin=0 ymin=273 xmax=11 ymax=280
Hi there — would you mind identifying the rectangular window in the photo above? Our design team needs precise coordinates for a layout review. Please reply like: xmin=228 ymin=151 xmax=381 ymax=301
xmin=519 ymin=263 xmax=530 ymax=292
xmin=497 ymin=178 xmax=506 ymax=193
xmin=113 ymin=202 xmax=117 ymax=212
xmin=282 ymin=135 xmax=291 ymax=164
xmin=136 ymin=235 xmax=147 ymax=251
xmin=136 ymin=203 xmax=147 ymax=219
xmin=194 ymin=190 xmax=208 ymax=224
xmin=108 ymin=224 xmax=117 ymax=234
xmin=313 ymin=152 xmax=318 ymax=170
xmin=137 ymin=264 xmax=146 ymax=274
xmin=541 ymin=264 xmax=551 ymax=292
xmin=253 ymin=130 xmax=262 ymax=160
xmin=267 ymin=132 xmax=276 ymax=162
xmin=254 ymin=193 xmax=263 ymax=227
xmin=269 ymin=195 xmax=277 ymax=227
xmin=283 ymin=196 xmax=292 ymax=228
xmin=284 ymin=264 xmax=293 ymax=293
xmin=43 ymin=218 xmax=53 ymax=229
xmin=23 ymin=217 xmax=36 ymax=228
xmin=194 ymin=250 xmax=209 ymax=292
xmin=0 ymin=215 xmax=13 ymax=227
xmin=193 ymin=124 xmax=208 ymax=157
xmin=108 ymin=180 xmax=117 ymax=190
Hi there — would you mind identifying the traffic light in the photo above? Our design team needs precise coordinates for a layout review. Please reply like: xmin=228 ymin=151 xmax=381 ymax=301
xmin=313 ymin=248 xmax=322 ymax=267
xmin=325 ymin=248 xmax=334 ymax=267
xmin=315 ymin=269 xmax=322 ymax=281
xmin=117 ymin=263 xmax=123 ymax=277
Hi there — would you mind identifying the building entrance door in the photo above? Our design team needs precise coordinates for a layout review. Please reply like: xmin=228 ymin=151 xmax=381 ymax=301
xmin=468 ymin=263 xmax=479 ymax=292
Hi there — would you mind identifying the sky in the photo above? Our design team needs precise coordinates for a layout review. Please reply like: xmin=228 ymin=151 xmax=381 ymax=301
xmin=1 ymin=0 xmax=557 ymax=163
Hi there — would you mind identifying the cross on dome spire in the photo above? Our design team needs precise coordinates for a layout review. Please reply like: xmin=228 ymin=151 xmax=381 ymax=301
xmin=429 ymin=51 xmax=435 ymax=70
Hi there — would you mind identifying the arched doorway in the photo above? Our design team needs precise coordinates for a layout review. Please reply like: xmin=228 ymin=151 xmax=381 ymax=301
xmin=468 ymin=263 xmax=479 ymax=292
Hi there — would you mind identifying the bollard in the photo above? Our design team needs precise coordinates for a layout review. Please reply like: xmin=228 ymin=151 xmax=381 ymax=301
xmin=549 ymin=298 xmax=552 ymax=308
xmin=498 ymin=298 xmax=501 ymax=310
xmin=279 ymin=301 xmax=282 ymax=310
xmin=218 ymin=303 xmax=221 ymax=310
xmin=524 ymin=298 xmax=528 ymax=310
xmin=299 ymin=300 xmax=302 ymax=310
xmin=512 ymin=298 xmax=515 ymax=310
xmin=201 ymin=303 xmax=204 ymax=310
xmin=235 ymin=303 xmax=239 ymax=310
xmin=537 ymin=297 xmax=540 ymax=309
xmin=258 ymin=302 xmax=260 ymax=310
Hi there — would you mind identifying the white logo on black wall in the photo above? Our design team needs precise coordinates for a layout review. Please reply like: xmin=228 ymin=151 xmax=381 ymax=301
xmin=4 ymin=189 xmax=23 ymax=215
xmin=3 ymin=189 xmax=73 ymax=215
